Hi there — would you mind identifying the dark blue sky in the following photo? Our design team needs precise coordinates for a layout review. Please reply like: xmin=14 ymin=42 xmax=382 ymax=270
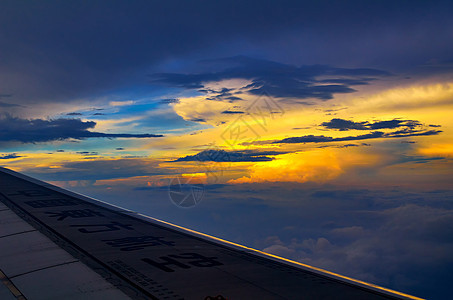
xmin=1 ymin=0 xmax=452 ymax=105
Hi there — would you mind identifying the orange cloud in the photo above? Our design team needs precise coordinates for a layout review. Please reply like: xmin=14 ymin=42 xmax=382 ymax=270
xmin=418 ymin=143 xmax=453 ymax=158
xmin=228 ymin=150 xmax=343 ymax=184
xmin=349 ymin=82 xmax=453 ymax=113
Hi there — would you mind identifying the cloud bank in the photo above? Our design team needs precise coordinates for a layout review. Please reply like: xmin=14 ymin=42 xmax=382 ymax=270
xmin=0 ymin=116 xmax=163 ymax=143
xmin=174 ymin=149 xmax=288 ymax=162
xmin=152 ymin=56 xmax=390 ymax=101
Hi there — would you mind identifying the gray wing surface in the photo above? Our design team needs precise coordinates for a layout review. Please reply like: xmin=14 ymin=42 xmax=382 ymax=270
xmin=0 ymin=167 xmax=422 ymax=300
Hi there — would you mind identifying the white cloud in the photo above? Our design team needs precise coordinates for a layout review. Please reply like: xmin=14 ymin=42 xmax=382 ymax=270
xmin=109 ymin=100 xmax=135 ymax=107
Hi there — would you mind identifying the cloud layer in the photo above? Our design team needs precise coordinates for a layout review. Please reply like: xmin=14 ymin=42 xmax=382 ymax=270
xmin=0 ymin=116 xmax=163 ymax=143
xmin=275 ymin=130 xmax=441 ymax=144
xmin=270 ymin=118 xmax=442 ymax=144
xmin=152 ymin=56 xmax=390 ymax=100
xmin=321 ymin=118 xmax=423 ymax=131
xmin=0 ymin=153 xmax=22 ymax=159
xmin=174 ymin=149 xmax=287 ymax=162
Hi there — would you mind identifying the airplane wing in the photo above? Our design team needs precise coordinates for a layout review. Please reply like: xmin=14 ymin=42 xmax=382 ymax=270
xmin=0 ymin=167 xmax=423 ymax=300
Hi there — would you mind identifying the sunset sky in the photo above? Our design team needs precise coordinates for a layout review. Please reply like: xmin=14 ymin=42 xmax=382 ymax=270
xmin=1 ymin=1 xmax=453 ymax=299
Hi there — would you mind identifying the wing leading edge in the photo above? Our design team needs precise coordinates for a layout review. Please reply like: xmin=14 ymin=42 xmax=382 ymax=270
xmin=0 ymin=167 xmax=423 ymax=300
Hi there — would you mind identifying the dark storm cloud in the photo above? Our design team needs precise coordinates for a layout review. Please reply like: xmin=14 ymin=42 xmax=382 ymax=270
xmin=0 ymin=115 xmax=163 ymax=143
xmin=174 ymin=149 xmax=287 ymax=162
xmin=274 ymin=130 xmax=441 ymax=144
xmin=1 ymin=1 xmax=452 ymax=105
xmin=321 ymin=118 xmax=423 ymax=131
xmin=0 ymin=153 xmax=22 ymax=159
xmin=152 ymin=56 xmax=390 ymax=100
